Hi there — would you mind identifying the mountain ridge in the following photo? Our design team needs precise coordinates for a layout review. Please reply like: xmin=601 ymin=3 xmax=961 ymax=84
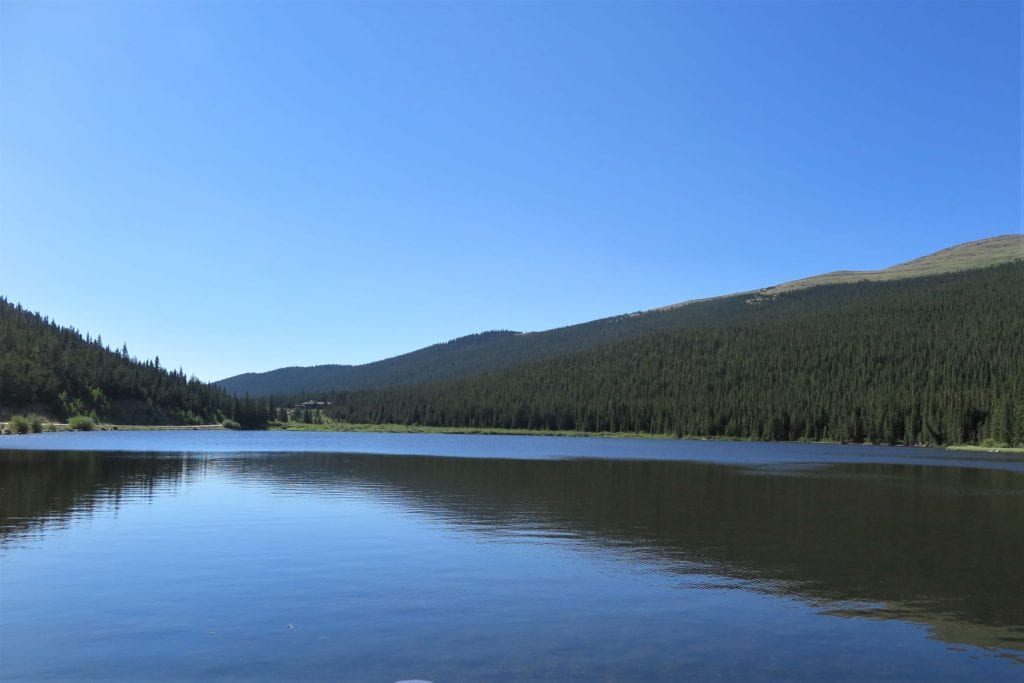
xmin=216 ymin=234 xmax=1022 ymax=398
xmin=653 ymin=233 xmax=1022 ymax=310
xmin=762 ymin=233 xmax=1022 ymax=295
xmin=320 ymin=262 xmax=1024 ymax=446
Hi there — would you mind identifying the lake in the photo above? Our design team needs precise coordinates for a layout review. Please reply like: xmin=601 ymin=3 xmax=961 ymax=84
xmin=1 ymin=431 xmax=1022 ymax=680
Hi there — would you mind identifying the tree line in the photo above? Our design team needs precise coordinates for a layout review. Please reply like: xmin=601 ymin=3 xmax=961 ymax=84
xmin=0 ymin=297 xmax=273 ymax=427
xmin=301 ymin=263 xmax=1024 ymax=446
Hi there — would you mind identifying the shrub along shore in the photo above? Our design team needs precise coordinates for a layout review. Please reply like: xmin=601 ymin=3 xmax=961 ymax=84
xmin=0 ymin=417 xmax=223 ymax=434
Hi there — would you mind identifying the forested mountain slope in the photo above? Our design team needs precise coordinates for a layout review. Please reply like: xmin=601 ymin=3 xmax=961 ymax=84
xmin=0 ymin=298 xmax=228 ymax=424
xmin=319 ymin=263 xmax=1024 ymax=446
xmin=217 ymin=235 xmax=1023 ymax=398
xmin=217 ymin=331 xmax=522 ymax=397
xmin=217 ymin=288 xmax=807 ymax=397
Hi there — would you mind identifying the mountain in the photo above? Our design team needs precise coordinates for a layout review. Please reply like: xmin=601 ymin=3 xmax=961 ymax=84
xmin=0 ymin=298 xmax=230 ymax=424
xmin=216 ymin=330 xmax=522 ymax=397
xmin=760 ymin=233 xmax=1023 ymax=295
xmin=217 ymin=234 xmax=1023 ymax=398
xmin=320 ymin=261 xmax=1024 ymax=446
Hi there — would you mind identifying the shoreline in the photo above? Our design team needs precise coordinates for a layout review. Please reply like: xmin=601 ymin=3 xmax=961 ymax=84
xmin=1 ymin=423 xmax=226 ymax=434
xmin=273 ymin=421 xmax=1024 ymax=452
xmin=3 ymin=420 xmax=1022 ymax=453
xmin=944 ymin=444 xmax=1024 ymax=455
xmin=270 ymin=421 xmax=675 ymax=440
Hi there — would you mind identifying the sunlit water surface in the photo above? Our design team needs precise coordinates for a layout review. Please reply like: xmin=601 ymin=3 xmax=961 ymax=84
xmin=1 ymin=431 xmax=1022 ymax=681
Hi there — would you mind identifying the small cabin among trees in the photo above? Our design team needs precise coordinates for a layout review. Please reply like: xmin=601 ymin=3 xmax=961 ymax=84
xmin=295 ymin=400 xmax=330 ymax=409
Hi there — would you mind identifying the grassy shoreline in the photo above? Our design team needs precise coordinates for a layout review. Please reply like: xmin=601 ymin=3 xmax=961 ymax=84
xmin=945 ymin=444 xmax=1024 ymax=455
xmin=268 ymin=421 xmax=1024 ymax=452
xmin=4 ymin=419 xmax=1022 ymax=453
xmin=269 ymin=421 xmax=675 ymax=439
xmin=1 ymin=422 xmax=226 ymax=434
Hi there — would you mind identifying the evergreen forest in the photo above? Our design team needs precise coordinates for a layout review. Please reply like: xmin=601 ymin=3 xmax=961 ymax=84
xmin=0 ymin=298 xmax=272 ymax=427
xmin=305 ymin=263 xmax=1024 ymax=446
xmin=3 ymin=249 xmax=1021 ymax=445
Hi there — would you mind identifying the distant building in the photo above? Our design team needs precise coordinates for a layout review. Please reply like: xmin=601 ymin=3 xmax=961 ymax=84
xmin=295 ymin=400 xmax=331 ymax=409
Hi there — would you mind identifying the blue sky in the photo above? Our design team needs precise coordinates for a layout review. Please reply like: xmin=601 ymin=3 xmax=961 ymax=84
xmin=1 ymin=1 xmax=1019 ymax=381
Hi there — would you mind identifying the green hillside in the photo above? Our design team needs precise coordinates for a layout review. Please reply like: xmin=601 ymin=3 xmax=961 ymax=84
xmin=0 ymin=298 xmax=236 ymax=425
xmin=217 ymin=234 xmax=1023 ymax=398
xmin=315 ymin=262 xmax=1024 ymax=446
xmin=217 ymin=331 xmax=522 ymax=397
xmin=4 ymin=235 xmax=1020 ymax=443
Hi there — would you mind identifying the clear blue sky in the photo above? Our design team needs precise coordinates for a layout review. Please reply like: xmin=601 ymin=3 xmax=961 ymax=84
xmin=1 ymin=1 xmax=1019 ymax=381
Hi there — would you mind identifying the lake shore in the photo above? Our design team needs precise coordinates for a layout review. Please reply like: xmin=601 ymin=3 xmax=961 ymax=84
xmin=269 ymin=420 xmax=675 ymax=440
xmin=1 ymin=422 xmax=226 ymax=434
xmin=945 ymin=444 xmax=1024 ymax=455
xmin=269 ymin=421 xmax=1024 ymax=452
xmin=5 ymin=419 xmax=1022 ymax=453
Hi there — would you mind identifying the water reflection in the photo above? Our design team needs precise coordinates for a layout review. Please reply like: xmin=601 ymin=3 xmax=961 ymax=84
xmin=225 ymin=453 xmax=1024 ymax=656
xmin=2 ymin=449 xmax=1022 ymax=661
xmin=0 ymin=452 xmax=206 ymax=543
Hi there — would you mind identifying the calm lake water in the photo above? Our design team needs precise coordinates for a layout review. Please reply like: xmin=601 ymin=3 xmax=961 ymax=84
xmin=1 ymin=431 xmax=1022 ymax=681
